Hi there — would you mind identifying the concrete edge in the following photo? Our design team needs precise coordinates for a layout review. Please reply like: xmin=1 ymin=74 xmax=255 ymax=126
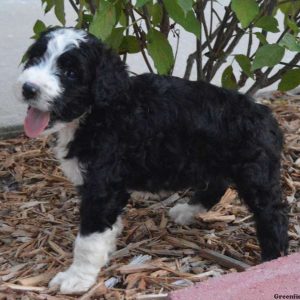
xmin=0 ymin=125 xmax=23 ymax=140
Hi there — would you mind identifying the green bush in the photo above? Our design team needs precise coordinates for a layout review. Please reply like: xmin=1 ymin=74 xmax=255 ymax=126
xmin=31 ymin=0 xmax=300 ymax=95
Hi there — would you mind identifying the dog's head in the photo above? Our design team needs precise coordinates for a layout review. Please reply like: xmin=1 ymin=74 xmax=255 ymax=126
xmin=18 ymin=27 xmax=129 ymax=138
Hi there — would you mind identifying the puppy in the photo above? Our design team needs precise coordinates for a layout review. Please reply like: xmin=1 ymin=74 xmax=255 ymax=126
xmin=18 ymin=27 xmax=288 ymax=293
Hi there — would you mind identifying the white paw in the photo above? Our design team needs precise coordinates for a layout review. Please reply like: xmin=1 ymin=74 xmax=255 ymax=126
xmin=48 ymin=218 xmax=123 ymax=294
xmin=169 ymin=203 xmax=207 ymax=225
xmin=49 ymin=266 xmax=96 ymax=294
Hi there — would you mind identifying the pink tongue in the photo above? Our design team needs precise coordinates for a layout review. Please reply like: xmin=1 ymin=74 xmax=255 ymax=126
xmin=24 ymin=107 xmax=50 ymax=138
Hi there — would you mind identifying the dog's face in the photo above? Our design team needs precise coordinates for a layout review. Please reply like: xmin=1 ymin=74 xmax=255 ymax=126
xmin=18 ymin=28 xmax=99 ymax=137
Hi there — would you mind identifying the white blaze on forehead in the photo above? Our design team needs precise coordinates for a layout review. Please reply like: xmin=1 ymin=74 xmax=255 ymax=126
xmin=18 ymin=28 xmax=87 ymax=111
xmin=46 ymin=28 xmax=87 ymax=59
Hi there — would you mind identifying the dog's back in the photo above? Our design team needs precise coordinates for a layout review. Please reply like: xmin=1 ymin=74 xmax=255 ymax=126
xmin=122 ymin=73 xmax=283 ymax=190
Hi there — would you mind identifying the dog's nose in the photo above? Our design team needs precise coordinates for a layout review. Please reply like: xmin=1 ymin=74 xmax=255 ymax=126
xmin=22 ymin=82 xmax=40 ymax=100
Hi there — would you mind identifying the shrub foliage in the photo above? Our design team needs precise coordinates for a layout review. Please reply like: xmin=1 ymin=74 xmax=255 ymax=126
xmin=33 ymin=0 xmax=300 ymax=94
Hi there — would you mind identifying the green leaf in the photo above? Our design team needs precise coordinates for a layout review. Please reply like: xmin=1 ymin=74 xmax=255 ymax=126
xmin=33 ymin=20 xmax=47 ymax=39
xmin=184 ymin=10 xmax=201 ymax=38
xmin=150 ymin=3 xmax=163 ymax=26
xmin=278 ymin=69 xmax=300 ymax=91
xmin=222 ymin=66 xmax=238 ymax=90
xmin=163 ymin=0 xmax=200 ymax=38
xmin=114 ymin=0 xmax=123 ymax=25
xmin=42 ymin=0 xmax=54 ymax=14
xmin=255 ymin=16 xmax=279 ymax=33
xmin=255 ymin=32 xmax=268 ymax=45
xmin=21 ymin=49 xmax=30 ymax=64
xmin=231 ymin=0 xmax=259 ymax=28
xmin=82 ymin=13 xmax=93 ymax=25
xmin=279 ymin=0 xmax=300 ymax=16
xmin=119 ymin=36 xmax=140 ymax=54
xmin=285 ymin=17 xmax=299 ymax=34
xmin=177 ymin=0 xmax=193 ymax=15
xmin=136 ymin=0 xmax=152 ymax=8
xmin=279 ymin=33 xmax=300 ymax=52
xmin=21 ymin=54 xmax=28 ymax=64
xmin=89 ymin=1 xmax=116 ymax=40
xmin=235 ymin=54 xmax=253 ymax=78
xmin=252 ymin=44 xmax=285 ymax=71
xmin=54 ymin=0 xmax=65 ymax=26
xmin=119 ymin=9 xmax=128 ymax=27
xmin=147 ymin=28 xmax=174 ymax=74
xmin=105 ymin=27 xmax=124 ymax=51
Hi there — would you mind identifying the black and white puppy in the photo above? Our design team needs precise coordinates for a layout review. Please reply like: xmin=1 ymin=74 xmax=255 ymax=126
xmin=18 ymin=27 xmax=289 ymax=293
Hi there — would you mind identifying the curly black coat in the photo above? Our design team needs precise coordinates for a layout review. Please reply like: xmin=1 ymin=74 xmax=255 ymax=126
xmin=26 ymin=29 xmax=289 ymax=262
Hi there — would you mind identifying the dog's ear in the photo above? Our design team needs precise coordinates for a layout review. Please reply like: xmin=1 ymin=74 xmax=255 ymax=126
xmin=93 ymin=46 xmax=130 ymax=107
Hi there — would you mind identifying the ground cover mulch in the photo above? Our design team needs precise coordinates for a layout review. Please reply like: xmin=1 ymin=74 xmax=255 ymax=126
xmin=0 ymin=95 xmax=299 ymax=299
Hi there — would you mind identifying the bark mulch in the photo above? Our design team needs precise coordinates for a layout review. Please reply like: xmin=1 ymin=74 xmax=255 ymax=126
xmin=0 ymin=96 xmax=299 ymax=300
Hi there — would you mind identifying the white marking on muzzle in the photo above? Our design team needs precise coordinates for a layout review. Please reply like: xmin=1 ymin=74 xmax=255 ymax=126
xmin=18 ymin=28 xmax=87 ymax=111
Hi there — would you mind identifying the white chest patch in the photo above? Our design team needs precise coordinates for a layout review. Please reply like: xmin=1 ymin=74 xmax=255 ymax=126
xmin=54 ymin=121 xmax=84 ymax=186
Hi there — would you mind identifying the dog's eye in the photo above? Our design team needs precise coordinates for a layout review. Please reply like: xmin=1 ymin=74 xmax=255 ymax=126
xmin=26 ymin=57 xmax=40 ymax=67
xmin=64 ymin=69 xmax=77 ymax=80
xmin=31 ymin=57 xmax=40 ymax=64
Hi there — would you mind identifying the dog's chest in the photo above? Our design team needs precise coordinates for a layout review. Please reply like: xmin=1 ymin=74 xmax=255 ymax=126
xmin=54 ymin=123 xmax=84 ymax=186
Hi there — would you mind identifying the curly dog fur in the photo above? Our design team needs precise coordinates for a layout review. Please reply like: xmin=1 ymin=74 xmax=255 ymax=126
xmin=18 ymin=27 xmax=289 ymax=293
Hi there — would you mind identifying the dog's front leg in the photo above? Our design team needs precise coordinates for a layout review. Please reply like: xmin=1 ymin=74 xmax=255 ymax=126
xmin=49 ymin=180 xmax=128 ymax=294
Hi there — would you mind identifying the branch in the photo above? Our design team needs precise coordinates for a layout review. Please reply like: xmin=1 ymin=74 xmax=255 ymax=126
xmin=122 ymin=10 xmax=129 ymax=63
xmin=237 ymin=28 xmax=253 ymax=88
xmin=159 ymin=0 xmax=170 ymax=37
xmin=198 ymin=0 xmax=213 ymax=52
xmin=247 ymin=27 xmax=253 ymax=57
xmin=209 ymin=28 xmax=244 ymax=81
xmin=209 ymin=0 xmax=214 ymax=36
xmin=183 ymin=52 xmax=196 ymax=80
xmin=267 ymin=53 xmax=300 ymax=85
xmin=69 ymin=0 xmax=79 ymax=14
xmin=195 ymin=0 xmax=204 ymax=80
xmin=246 ymin=52 xmax=300 ymax=95
xmin=127 ymin=3 xmax=154 ymax=73
xmin=87 ymin=0 xmax=96 ymax=15
xmin=142 ymin=6 xmax=151 ymax=31
xmin=183 ymin=27 xmax=221 ymax=80
xmin=212 ymin=8 xmax=222 ymax=24
xmin=204 ymin=12 xmax=238 ymax=81
xmin=171 ymin=29 xmax=180 ymax=75
xmin=202 ymin=6 xmax=233 ymax=80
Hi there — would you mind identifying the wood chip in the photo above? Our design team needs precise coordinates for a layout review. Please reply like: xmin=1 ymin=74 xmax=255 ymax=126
xmin=18 ymin=273 xmax=54 ymax=286
xmin=197 ymin=212 xmax=236 ymax=223
xmin=199 ymin=249 xmax=251 ymax=271
xmin=118 ymin=264 xmax=159 ymax=275
xmin=3 ymin=283 xmax=46 ymax=292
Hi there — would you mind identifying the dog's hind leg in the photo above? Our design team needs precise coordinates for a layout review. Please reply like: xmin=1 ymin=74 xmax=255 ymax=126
xmin=49 ymin=177 xmax=129 ymax=294
xmin=169 ymin=177 xmax=228 ymax=225
xmin=234 ymin=152 xmax=289 ymax=261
